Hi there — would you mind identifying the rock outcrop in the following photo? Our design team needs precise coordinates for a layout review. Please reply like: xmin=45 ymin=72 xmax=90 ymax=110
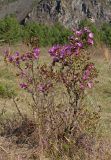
xmin=0 ymin=0 xmax=36 ymax=22
xmin=0 ymin=0 xmax=111 ymax=27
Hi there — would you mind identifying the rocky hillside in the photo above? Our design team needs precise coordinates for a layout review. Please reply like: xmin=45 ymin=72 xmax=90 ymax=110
xmin=0 ymin=0 xmax=111 ymax=27
xmin=0 ymin=0 xmax=36 ymax=22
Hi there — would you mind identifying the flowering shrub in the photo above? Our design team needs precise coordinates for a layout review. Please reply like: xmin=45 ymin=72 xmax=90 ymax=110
xmin=4 ymin=27 xmax=99 ymax=159
xmin=48 ymin=28 xmax=97 ymax=114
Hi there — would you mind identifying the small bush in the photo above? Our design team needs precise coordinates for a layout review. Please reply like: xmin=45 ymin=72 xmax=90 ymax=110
xmin=0 ymin=16 xmax=22 ymax=44
xmin=4 ymin=27 xmax=100 ymax=159
xmin=48 ymin=23 xmax=72 ymax=45
xmin=23 ymin=22 xmax=72 ymax=47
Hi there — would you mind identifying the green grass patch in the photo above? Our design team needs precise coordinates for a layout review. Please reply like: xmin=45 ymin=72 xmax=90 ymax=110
xmin=0 ymin=83 xmax=16 ymax=98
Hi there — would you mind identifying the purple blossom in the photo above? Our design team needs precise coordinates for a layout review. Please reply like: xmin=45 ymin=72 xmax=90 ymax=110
xmin=75 ymin=30 xmax=83 ymax=36
xmin=87 ymin=38 xmax=94 ymax=45
xmin=88 ymin=32 xmax=93 ymax=39
xmin=15 ymin=60 xmax=20 ymax=66
xmin=26 ymin=53 xmax=33 ymax=59
xmin=21 ymin=55 xmax=27 ymax=61
xmin=33 ymin=48 xmax=40 ymax=59
xmin=88 ymin=63 xmax=94 ymax=70
xmin=48 ymin=45 xmax=60 ymax=57
xmin=20 ymin=83 xmax=28 ymax=89
xmin=38 ymin=84 xmax=45 ymax=92
xmin=80 ymin=83 xmax=85 ymax=90
xmin=60 ymin=45 xmax=71 ymax=58
xmin=87 ymin=81 xmax=93 ymax=89
xmin=83 ymin=69 xmax=90 ymax=80
xmin=38 ymin=82 xmax=52 ymax=93
xmin=76 ymin=42 xmax=83 ymax=48
xmin=15 ymin=52 xmax=19 ymax=56
xmin=8 ymin=56 xmax=14 ymax=62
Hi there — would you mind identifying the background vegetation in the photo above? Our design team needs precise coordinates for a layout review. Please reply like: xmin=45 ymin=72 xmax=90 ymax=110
xmin=0 ymin=16 xmax=111 ymax=48
xmin=0 ymin=16 xmax=72 ymax=46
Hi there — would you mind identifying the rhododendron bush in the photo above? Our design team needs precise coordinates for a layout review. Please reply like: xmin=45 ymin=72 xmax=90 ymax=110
xmin=4 ymin=28 xmax=99 ymax=159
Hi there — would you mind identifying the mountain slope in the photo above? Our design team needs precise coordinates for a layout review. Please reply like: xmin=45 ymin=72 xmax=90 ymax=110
xmin=0 ymin=0 xmax=111 ymax=27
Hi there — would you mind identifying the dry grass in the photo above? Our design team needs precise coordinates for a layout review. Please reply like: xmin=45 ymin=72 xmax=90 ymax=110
xmin=0 ymin=44 xmax=110 ymax=159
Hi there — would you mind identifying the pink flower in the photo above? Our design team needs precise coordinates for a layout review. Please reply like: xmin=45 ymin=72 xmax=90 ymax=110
xmin=76 ymin=42 xmax=83 ymax=48
xmin=20 ymin=83 xmax=28 ymax=89
xmin=83 ymin=69 xmax=90 ymax=80
xmin=60 ymin=45 xmax=71 ymax=58
xmin=88 ymin=63 xmax=94 ymax=70
xmin=26 ymin=53 xmax=33 ymax=59
xmin=88 ymin=32 xmax=93 ymax=39
xmin=48 ymin=45 xmax=60 ymax=57
xmin=33 ymin=48 xmax=40 ymax=59
xmin=8 ymin=56 xmax=14 ymax=62
xmin=75 ymin=30 xmax=83 ymax=36
xmin=80 ymin=83 xmax=85 ymax=90
xmin=83 ymin=75 xmax=87 ymax=80
xmin=87 ymin=38 xmax=94 ymax=45
xmin=21 ymin=55 xmax=27 ymax=61
xmin=15 ymin=52 xmax=19 ymax=56
xmin=38 ymin=84 xmax=45 ymax=92
xmin=87 ymin=81 xmax=93 ymax=89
